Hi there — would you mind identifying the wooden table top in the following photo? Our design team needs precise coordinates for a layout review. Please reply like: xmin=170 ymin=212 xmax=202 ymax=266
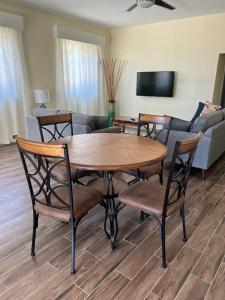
xmin=54 ymin=133 xmax=167 ymax=171
xmin=113 ymin=116 xmax=138 ymax=126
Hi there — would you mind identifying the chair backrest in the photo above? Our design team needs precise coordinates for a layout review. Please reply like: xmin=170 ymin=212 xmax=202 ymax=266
xmin=16 ymin=136 xmax=75 ymax=221
xmin=137 ymin=113 xmax=172 ymax=145
xmin=37 ymin=113 xmax=73 ymax=143
xmin=163 ymin=132 xmax=203 ymax=216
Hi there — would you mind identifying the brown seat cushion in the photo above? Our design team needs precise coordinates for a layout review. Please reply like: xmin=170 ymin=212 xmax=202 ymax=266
xmin=119 ymin=181 xmax=184 ymax=217
xmin=87 ymin=176 xmax=128 ymax=196
xmin=52 ymin=164 xmax=95 ymax=182
xmin=35 ymin=184 xmax=103 ymax=222
xmin=139 ymin=163 xmax=162 ymax=179
xmin=128 ymin=162 xmax=162 ymax=180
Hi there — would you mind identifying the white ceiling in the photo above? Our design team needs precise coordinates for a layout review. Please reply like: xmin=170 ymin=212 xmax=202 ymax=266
xmin=13 ymin=0 xmax=225 ymax=28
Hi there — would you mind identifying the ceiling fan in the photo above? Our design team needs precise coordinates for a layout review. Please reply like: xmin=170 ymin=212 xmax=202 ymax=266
xmin=126 ymin=0 xmax=175 ymax=12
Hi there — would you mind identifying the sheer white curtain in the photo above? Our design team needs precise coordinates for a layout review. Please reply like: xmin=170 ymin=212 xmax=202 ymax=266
xmin=56 ymin=38 xmax=106 ymax=115
xmin=0 ymin=26 xmax=30 ymax=144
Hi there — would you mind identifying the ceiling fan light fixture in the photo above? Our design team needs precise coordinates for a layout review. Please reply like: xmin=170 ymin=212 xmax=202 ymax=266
xmin=137 ymin=0 xmax=154 ymax=9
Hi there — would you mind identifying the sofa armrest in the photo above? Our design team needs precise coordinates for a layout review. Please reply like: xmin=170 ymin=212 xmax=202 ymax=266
xmin=168 ymin=130 xmax=198 ymax=141
xmin=170 ymin=117 xmax=192 ymax=132
xmin=26 ymin=116 xmax=42 ymax=141
xmin=27 ymin=116 xmax=73 ymax=141
xmin=93 ymin=126 xmax=121 ymax=134
xmin=159 ymin=130 xmax=199 ymax=165
xmin=195 ymin=119 xmax=225 ymax=169
xmin=158 ymin=129 xmax=197 ymax=144
xmin=204 ymin=120 xmax=225 ymax=138
xmin=73 ymin=124 xmax=92 ymax=135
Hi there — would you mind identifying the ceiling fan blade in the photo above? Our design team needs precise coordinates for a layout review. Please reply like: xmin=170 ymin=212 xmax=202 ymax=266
xmin=126 ymin=3 xmax=138 ymax=12
xmin=155 ymin=0 xmax=175 ymax=10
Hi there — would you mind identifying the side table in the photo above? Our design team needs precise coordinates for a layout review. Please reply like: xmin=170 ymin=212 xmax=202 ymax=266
xmin=112 ymin=117 xmax=138 ymax=133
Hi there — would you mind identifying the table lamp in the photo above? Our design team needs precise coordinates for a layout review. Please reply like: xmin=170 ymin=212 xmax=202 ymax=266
xmin=34 ymin=89 xmax=49 ymax=108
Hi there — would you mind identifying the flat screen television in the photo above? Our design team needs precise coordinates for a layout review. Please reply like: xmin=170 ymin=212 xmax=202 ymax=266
xmin=136 ymin=71 xmax=175 ymax=97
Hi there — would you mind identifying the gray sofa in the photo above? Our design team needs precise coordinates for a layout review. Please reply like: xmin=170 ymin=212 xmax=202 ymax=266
xmin=26 ymin=108 xmax=121 ymax=141
xmin=160 ymin=109 xmax=225 ymax=178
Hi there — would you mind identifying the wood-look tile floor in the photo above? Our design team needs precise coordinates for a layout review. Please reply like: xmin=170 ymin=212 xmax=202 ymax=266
xmin=0 ymin=144 xmax=225 ymax=300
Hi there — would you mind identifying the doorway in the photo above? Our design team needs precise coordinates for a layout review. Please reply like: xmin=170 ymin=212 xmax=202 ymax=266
xmin=213 ymin=53 xmax=225 ymax=107
xmin=220 ymin=72 xmax=225 ymax=108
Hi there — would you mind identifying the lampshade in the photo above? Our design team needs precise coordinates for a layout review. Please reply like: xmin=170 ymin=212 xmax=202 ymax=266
xmin=34 ymin=89 xmax=49 ymax=104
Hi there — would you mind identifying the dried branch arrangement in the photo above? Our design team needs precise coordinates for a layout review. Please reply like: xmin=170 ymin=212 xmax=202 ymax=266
xmin=100 ymin=58 xmax=127 ymax=103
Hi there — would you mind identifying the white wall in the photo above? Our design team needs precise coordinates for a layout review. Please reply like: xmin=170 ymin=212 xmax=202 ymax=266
xmin=110 ymin=13 xmax=225 ymax=120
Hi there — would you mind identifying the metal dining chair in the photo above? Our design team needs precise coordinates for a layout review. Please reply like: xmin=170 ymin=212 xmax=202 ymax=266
xmin=117 ymin=132 xmax=202 ymax=268
xmin=37 ymin=113 xmax=73 ymax=143
xmin=37 ymin=113 xmax=97 ymax=184
xmin=16 ymin=136 xmax=104 ymax=274
xmin=128 ymin=113 xmax=172 ymax=185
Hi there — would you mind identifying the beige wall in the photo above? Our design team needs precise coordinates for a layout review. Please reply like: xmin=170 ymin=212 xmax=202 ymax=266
xmin=1 ymin=1 xmax=225 ymax=118
xmin=110 ymin=13 xmax=225 ymax=120
xmin=0 ymin=0 xmax=110 ymax=108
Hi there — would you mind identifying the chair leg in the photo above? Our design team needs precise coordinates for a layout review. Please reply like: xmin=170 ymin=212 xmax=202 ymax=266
xmin=109 ymin=212 xmax=117 ymax=250
xmin=71 ymin=221 xmax=77 ymax=274
xmin=159 ymin=170 xmax=163 ymax=185
xmin=103 ymin=200 xmax=110 ymax=239
xmin=180 ymin=205 xmax=187 ymax=242
xmin=161 ymin=218 xmax=167 ymax=268
xmin=107 ymin=198 xmax=118 ymax=250
xmin=31 ymin=212 xmax=39 ymax=256
xmin=140 ymin=211 xmax=145 ymax=223
xmin=139 ymin=211 xmax=149 ymax=223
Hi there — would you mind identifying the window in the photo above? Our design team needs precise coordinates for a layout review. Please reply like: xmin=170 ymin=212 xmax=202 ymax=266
xmin=56 ymin=38 xmax=106 ymax=115
xmin=0 ymin=26 xmax=29 ymax=144
xmin=0 ymin=27 xmax=18 ymax=100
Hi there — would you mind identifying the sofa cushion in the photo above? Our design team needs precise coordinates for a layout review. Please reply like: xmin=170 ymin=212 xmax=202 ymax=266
xmin=191 ymin=111 xmax=224 ymax=133
xmin=73 ymin=124 xmax=92 ymax=135
xmin=200 ymin=101 xmax=222 ymax=117
xmin=221 ymin=108 xmax=225 ymax=119
xmin=72 ymin=113 xmax=95 ymax=131
xmin=205 ymin=111 xmax=224 ymax=129
xmin=170 ymin=117 xmax=192 ymax=132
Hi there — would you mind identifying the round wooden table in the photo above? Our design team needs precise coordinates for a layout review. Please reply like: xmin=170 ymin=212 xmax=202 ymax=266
xmin=56 ymin=133 xmax=167 ymax=171
xmin=56 ymin=133 xmax=167 ymax=247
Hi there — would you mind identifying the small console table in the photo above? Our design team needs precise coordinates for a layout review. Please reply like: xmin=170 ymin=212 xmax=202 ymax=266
xmin=112 ymin=116 xmax=138 ymax=133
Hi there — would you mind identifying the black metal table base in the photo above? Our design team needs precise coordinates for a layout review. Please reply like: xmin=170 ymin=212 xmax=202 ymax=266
xmin=102 ymin=171 xmax=125 ymax=249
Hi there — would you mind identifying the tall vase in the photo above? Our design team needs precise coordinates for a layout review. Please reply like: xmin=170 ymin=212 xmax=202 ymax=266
xmin=108 ymin=101 xmax=115 ymax=127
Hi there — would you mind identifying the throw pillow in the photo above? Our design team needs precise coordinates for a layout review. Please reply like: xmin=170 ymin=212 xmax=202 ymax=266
xmin=191 ymin=102 xmax=205 ymax=123
xmin=200 ymin=101 xmax=221 ymax=117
